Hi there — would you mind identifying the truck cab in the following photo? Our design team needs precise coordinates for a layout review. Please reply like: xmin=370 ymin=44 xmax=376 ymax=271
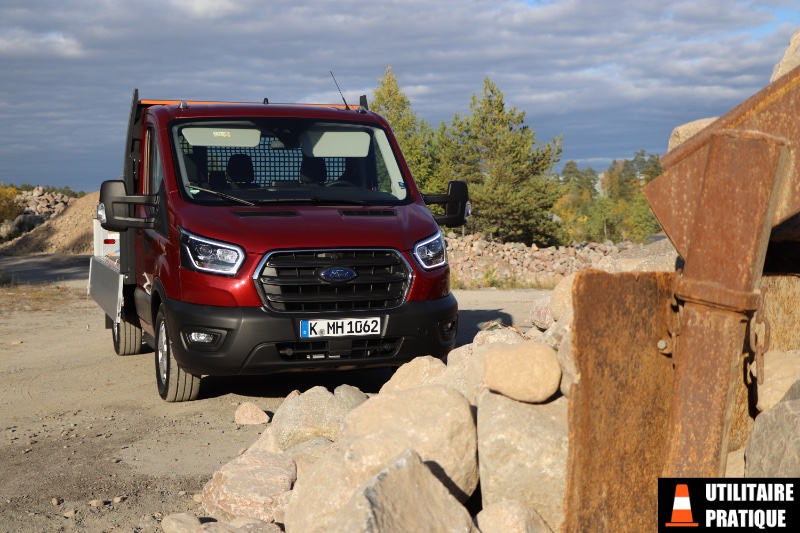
xmin=89 ymin=90 xmax=469 ymax=401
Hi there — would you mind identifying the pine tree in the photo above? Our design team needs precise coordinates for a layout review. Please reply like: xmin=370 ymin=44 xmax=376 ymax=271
xmin=436 ymin=78 xmax=562 ymax=245
xmin=371 ymin=67 xmax=434 ymax=190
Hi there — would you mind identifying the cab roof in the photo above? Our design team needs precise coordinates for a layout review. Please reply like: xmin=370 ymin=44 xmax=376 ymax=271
xmin=140 ymin=99 xmax=383 ymax=125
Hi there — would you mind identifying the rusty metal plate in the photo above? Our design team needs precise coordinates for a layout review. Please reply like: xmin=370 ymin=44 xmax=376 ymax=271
xmin=563 ymin=270 xmax=674 ymax=532
xmin=644 ymin=63 xmax=800 ymax=259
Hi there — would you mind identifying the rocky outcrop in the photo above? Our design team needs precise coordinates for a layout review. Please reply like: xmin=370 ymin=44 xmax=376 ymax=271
xmin=771 ymin=29 xmax=800 ymax=83
xmin=323 ymin=449 xmax=477 ymax=533
xmin=0 ymin=187 xmax=78 ymax=241
xmin=446 ymin=232 xmax=643 ymax=288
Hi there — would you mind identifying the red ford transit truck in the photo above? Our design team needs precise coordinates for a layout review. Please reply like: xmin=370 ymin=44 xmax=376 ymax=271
xmin=89 ymin=90 xmax=470 ymax=401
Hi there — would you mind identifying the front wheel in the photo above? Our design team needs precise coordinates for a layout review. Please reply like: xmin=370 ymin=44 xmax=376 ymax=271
xmin=155 ymin=304 xmax=200 ymax=402
xmin=112 ymin=314 xmax=143 ymax=356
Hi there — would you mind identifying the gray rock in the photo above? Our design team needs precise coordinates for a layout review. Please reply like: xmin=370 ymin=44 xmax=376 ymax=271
xmin=202 ymin=450 xmax=296 ymax=523
xmin=539 ymin=308 xmax=573 ymax=351
xmin=667 ymin=117 xmax=718 ymax=152
xmin=549 ymin=272 xmax=576 ymax=322
xmin=478 ymin=392 xmax=569 ymax=531
xmin=781 ymin=378 xmax=800 ymax=403
xmin=248 ymin=425 xmax=282 ymax=454
xmin=161 ymin=512 xmax=202 ymax=533
xmin=379 ymin=356 xmax=447 ymax=394
xmin=334 ymin=384 xmax=369 ymax=409
xmin=339 ymin=385 xmax=478 ymax=502
xmin=529 ymin=292 xmax=554 ymax=330
xmin=325 ymin=449 xmax=478 ymax=533
xmin=475 ymin=500 xmax=553 ymax=533
xmin=439 ymin=344 xmax=473 ymax=398
xmin=284 ymin=436 xmax=336 ymax=479
xmin=271 ymin=385 xmax=364 ymax=450
xmin=284 ymin=449 xmax=358 ymax=533
xmin=745 ymin=399 xmax=800 ymax=477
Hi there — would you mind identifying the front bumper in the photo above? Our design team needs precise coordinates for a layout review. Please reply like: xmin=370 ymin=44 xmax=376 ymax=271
xmin=164 ymin=295 xmax=458 ymax=376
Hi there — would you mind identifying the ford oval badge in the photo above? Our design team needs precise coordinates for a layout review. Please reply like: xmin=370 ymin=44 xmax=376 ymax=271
xmin=318 ymin=266 xmax=357 ymax=283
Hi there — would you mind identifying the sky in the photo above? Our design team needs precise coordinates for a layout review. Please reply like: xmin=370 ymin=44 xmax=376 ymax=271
xmin=1 ymin=0 xmax=799 ymax=193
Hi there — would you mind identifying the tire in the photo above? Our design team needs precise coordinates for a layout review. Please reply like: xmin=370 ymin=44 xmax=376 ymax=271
xmin=155 ymin=304 xmax=201 ymax=402
xmin=112 ymin=314 xmax=143 ymax=356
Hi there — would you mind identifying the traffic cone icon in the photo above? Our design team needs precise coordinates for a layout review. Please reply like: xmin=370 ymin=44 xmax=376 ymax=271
xmin=666 ymin=484 xmax=698 ymax=527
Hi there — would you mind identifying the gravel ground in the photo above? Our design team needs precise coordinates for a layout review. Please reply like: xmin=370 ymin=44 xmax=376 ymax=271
xmin=0 ymin=255 xmax=539 ymax=532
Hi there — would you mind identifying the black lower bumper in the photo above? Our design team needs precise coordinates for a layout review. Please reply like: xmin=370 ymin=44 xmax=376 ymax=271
xmin=164 ymin=295 xmax=458 ymax=376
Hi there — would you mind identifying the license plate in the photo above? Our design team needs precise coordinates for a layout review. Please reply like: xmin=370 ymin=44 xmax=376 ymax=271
xmin=300 ymin=317 xmax=381 ymax=338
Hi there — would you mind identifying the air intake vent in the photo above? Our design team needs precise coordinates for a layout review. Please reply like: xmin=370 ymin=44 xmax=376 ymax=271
xmin=234 ymin=210 xmax=298 ymax=217
xmin=339 ymin=210 xmax=396 ymax=217
xmin=254 ymin=249 xmax=412 ymax=313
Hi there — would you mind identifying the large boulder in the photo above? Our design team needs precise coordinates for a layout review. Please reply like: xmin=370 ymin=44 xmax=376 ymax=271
xmin=201 ymin=450 xmax=296 ymax=524
xmin=283 ymin=436 xmax=336 ymax=479
xmin=324 ymin=449 xmax=478 ymax=533
xmin=771 ymin=29 xmax=800 ymax=83
xmin=755 ymin=350 xmax=800 ymax=412
xmin=466 ymin=341 xmax=561 ymax=405
xmin=475 ymin=500 xmax=553 ymax=533
xmin=667 ymin=117 xmax=718 ymax=152
xmin=379 ymin=356 xmax=446 ymax=393
xmin=284 ymin=449 xmax=357 ymax=533
xmin=529 ymin=292 xmax=554 ymax=331
xmin=439 ymin=343 xmax=474 ymax=398
xmin=745 ymin=399 xmax=800 ymax=477
xmin=477 ymin=392 xmax=569 ymax=531
xmin=270 ymin=385 xmax=367 ymax=450
xmin=339 ymin=384 xmax=478 ymax=502
xmin=549 ymin=272 xmax=576 ymax=322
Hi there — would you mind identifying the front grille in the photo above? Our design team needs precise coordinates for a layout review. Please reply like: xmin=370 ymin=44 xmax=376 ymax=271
xmin=255 ymin=249 xmax=412 ymax=313
xmin=276 ymin=338 xmax=401 ymax=361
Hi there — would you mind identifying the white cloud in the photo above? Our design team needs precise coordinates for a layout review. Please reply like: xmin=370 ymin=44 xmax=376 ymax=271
xmin=0 ymin=0 xmax=798 ymax=190
xmin=0 ymin=28 xmax=84 ymax=58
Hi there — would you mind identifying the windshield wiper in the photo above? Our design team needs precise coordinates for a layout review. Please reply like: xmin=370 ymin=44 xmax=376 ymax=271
xmin=255 ymin=197 xmax=367 ymax=206
xmin=187 ymin=186 xmax=254 ymax=206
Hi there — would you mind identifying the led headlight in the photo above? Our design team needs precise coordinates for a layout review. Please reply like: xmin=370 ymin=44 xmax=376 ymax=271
xmin=414 ymin=231 xmax=447 ymax=270
xmin=180 ymin=228 xmax=245 ymax=275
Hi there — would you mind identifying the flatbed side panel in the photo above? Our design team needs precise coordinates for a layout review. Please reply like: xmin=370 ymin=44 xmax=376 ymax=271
xmin=88 ymin=256 xmax=123 ymax=321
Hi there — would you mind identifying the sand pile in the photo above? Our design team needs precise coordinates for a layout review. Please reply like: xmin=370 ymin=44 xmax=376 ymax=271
xmin=0 ymin=192 xmax=99 ymax=256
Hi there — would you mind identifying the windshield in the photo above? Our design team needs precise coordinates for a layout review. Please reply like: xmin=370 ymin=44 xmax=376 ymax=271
xmin=171 ymin=119 xmax=410 ymax=206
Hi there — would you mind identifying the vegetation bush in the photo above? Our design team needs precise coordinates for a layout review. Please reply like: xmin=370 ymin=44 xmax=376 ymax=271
xmin=0 ymin=186 xmax=24 ymax=222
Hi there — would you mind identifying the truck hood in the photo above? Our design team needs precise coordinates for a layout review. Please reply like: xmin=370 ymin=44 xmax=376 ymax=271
xmin=176 ymin=203 xmax=440 ymax=254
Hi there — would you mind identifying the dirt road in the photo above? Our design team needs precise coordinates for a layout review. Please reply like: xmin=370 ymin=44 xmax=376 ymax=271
xmin=0 ymin=255 xmax=542 ymax=531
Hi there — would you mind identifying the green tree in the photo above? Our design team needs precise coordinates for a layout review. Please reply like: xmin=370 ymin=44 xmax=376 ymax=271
xmin=554 ymin=161 xmax=598 ymax=242
xmin=436 ymin=78 xmax=562 ymax=245
xmin=371 ymin=67 xmax=434 ymax=190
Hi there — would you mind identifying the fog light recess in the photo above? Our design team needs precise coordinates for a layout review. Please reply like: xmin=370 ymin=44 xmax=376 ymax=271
xmin=438 ymin=316 xmax=458 ymax=340
xmin=185 ymin=329 xmax=222 ymax=347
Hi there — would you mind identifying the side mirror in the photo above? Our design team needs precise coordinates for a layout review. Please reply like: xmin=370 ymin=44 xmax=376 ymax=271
xmin=423 ymin=180 xmax=471 ymax=228
xmin=97 ymin=180 xmax=157 ymax=232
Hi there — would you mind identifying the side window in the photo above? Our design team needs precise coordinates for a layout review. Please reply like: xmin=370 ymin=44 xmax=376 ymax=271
xmin=146 ymin=127 xmax=164 ymax=195
xmin=144 ymin=127 xmax=164 ymax=219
